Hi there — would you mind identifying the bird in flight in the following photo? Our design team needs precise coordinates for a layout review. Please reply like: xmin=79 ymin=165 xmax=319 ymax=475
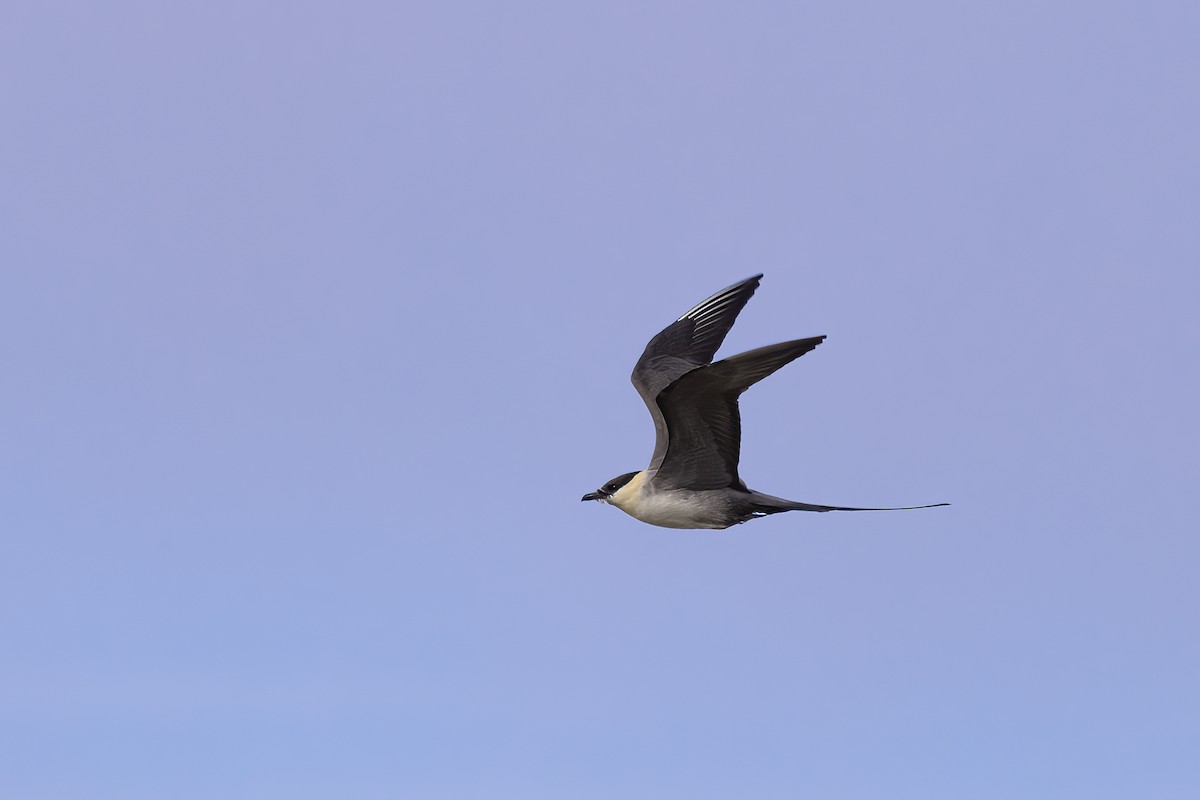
xmin=582 ymin=274 xmax=948 ymax=529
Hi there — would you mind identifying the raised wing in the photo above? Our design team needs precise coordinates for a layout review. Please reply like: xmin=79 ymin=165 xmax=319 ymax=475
xmin=630 ymin=275 xmax=763 ymax=472
xmin=652 ymin=336 xmax=826 ymax=490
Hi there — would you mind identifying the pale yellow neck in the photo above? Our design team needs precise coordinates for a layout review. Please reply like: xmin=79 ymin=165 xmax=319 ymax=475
xmin=608 ymin=470 xmax=649 ymax=510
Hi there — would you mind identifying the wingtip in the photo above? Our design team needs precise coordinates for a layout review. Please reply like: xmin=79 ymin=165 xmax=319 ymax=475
xmin=730 ymin=274 xmax=764 ymax=289
xmin=726 ymin=274 xmax=764 ymax=291
xmin=676 ymin=274 xmax=766 ymax=323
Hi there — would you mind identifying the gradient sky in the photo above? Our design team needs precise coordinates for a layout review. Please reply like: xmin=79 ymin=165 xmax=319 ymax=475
xmin=3 ymin=2 xmax=1198 ymax=798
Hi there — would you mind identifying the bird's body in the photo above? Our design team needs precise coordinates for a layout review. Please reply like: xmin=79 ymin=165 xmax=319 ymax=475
xmin=605 ymin=471 xmax=735 ymax=530
xmin=582 ymin=275 xmax=947 ymax=529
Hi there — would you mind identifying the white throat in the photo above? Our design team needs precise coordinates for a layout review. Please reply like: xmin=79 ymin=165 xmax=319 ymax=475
xmin=607 ymin=470 xmax=650 ymax=511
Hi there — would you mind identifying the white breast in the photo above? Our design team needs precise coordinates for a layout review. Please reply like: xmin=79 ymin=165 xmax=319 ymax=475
xmin=608 ymin=471 xmax=730 ymax=529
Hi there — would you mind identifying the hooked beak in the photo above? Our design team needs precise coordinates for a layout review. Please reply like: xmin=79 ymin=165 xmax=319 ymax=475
xmin=581 ymin=491 xmax=604 ymax=502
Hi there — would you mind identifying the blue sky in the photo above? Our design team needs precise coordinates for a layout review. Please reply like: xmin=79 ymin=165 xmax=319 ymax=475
xmin=2 ymin=2 xmax=1198 ymax=798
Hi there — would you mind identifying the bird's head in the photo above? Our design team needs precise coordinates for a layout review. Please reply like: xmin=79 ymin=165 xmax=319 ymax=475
xmin=581 ymin=471 xmax=641 ymax=504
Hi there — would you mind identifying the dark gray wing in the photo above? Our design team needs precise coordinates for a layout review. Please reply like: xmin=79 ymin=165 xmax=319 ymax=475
xmin=631 ymin=275 xmax=763 ymax=473
xmin=653 ymin=336 xmax=827 ymax=490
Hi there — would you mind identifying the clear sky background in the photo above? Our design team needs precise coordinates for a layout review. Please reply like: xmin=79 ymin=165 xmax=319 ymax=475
xmin=3 ymin=2 xmax=1198 ymax=798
